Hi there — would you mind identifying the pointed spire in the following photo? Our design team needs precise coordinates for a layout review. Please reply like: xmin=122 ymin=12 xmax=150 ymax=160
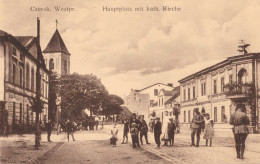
xmin=56 ymin=20 xmax=58 ymax=30
xmin=43 ymin=29 xmax=70 ymax=55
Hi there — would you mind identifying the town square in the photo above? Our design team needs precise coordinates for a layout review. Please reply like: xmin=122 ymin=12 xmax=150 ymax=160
xmin=1 ymin=0 xmax=260 ymax=163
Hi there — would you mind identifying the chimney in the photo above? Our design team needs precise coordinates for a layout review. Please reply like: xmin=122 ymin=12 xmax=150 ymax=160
xmin=167 ymin=83 xmax=173 ymax=87
xmin=37 ymin=17 xmax=40 ymax=44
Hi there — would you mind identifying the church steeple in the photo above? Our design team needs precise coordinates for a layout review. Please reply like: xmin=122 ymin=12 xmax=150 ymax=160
xmin=43 ymin=29 xmax=70 ymax=55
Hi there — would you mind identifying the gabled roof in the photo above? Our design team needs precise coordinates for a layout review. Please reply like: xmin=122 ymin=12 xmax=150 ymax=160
xmin=165 ymin=86 xmax=180 ymax=104
xmin=43 ymin=29 xmax=70 ymax=55
xmin=138 ymin=83 xmax=174 ymax=92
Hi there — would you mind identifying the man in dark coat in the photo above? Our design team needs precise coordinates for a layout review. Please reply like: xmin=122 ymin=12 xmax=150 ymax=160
xmin=66 ymin=119 xmax=75 ymax=142
xmin=130 ymin=123 xmax=140 ymax=148
xmin=154 ymin=117 xmax=162 ymax=149
xmin=190 ymin=108 xmax=204 ymax=147
xmin=139 ymin=116 xmax=150 ymax=145
xmin=121 ymin=118 xmax=129 ymax=144
xmin=45 ymin=120 xmax=52 ymax=142
xmin=230 ymin=104 xmax=250 ymax=159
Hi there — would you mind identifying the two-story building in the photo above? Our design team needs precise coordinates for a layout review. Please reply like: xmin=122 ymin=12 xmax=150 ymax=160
xmin=179 ymin=53 xmax=260 ymax=131
xmin=0 ymin=19 xmax=49 ymax=133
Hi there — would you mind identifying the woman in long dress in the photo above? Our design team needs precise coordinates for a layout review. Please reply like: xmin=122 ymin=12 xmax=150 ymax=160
xmin=110 ymin=123 xmax=118 ymax=146
xmin=161 ymin=111 xmax=171 ymax=146
xmin=203 ymin=113 xmax=214 ymax=147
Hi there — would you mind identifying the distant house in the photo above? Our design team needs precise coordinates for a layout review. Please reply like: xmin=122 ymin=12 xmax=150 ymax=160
xmin=150 ymin=86 xmax=180 ymax=125
xmin=124 ymin=83 xmax=174 ymax=121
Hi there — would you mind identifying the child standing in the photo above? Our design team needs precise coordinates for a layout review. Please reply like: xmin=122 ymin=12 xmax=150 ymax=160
xmin=203 ymin=113 xmax=214 ymax=147
xmin=130 ymin=123 xmax=140 ymax=148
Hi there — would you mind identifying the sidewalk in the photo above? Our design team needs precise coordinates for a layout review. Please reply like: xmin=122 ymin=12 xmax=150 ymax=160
xmin=0 ymin=132 xmax=67 ymax=164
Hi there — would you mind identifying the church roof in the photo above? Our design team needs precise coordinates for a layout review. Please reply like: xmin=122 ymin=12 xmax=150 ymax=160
xmin=43 ymin=29 xmax=70 ymax=55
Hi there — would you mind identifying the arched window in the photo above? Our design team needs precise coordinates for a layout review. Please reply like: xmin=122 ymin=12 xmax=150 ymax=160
xmin=49 ymin=58 xmax=54 ymax=71
xmin=31 ymin=67 xmax=35 ymax=91
xmin=26 ymin=63 xmax=30 ymax=89
xmin=238 ymin=68 xmax=247 ymax=84
xmin=64 ymin=59 xmax=67 ymax=75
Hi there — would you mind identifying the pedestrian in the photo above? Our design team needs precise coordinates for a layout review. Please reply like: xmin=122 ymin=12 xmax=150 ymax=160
xmin=203 ymin=113 xmax=214 ymax=147
xmin=130 ymin=123 xmax=140 ymax=148
xmin=139 ymin=116 xmax=150 ymax=145
xmin=66 ymin=119 xmax=76 ymax=142
xmin=230 ymin=104 xmax=250 ymax=159
xmin=110 ymin=123 xmax=118 ymax=146
xmin=121 ymin=118 xmax=129 ymax=144
xmin=168 ymin=118 xmax=176 ymax=146
xmin=190 ymin=108 xmax=204 ymax=147
xmin=162 ymin=111 xmax=171 ymax=146
xmin=154 ymin=117 xmax=162 ymax=149
xmin=45 ymin=120 xmax=52 ymax=142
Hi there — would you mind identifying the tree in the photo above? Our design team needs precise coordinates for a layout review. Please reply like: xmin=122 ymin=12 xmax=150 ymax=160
xmin=29 ymin=95 xmax=44 ymax=149
xmin=48 ymin=72 xmax=60 ymax=122
xmin=59 ymin=73 xmax=109 ymax=120
xmin=101 ymin=94 xmax=124 ymax=116
xmin=172 ymin=106 xmax=180 ymax=120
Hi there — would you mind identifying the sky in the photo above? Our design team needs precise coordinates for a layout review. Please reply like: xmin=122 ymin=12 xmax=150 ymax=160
xmin=1 ymin=0 xmax=260 ymax=98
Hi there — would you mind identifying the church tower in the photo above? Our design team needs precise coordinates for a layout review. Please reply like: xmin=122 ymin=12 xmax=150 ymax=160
xmin=43 ymin=29 xmax=70 ymax=75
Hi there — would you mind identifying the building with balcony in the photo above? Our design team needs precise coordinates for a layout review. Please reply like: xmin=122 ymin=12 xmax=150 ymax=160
xmin=178 ymin=53 xmax=260 ymax=131
xmin=0 ymin=19 xmax=49 ymax=133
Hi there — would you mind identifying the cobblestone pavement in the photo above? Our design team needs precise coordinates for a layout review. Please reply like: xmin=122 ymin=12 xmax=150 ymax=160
xmin=1 ymin=125 xmax=260 ymax=164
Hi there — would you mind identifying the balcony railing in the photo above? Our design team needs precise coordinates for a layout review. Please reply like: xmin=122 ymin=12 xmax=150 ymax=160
xmin=223 ymin=82 xmax=254 ymax=97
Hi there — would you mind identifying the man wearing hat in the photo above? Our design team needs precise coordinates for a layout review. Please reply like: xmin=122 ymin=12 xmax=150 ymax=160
xmin=190 ymin=108 xmax=204 ymax=147
xmin=168 ymin=118 xmax=176 ymax=146
xmin=139 ymin=115 xmax=151 ymax=145
xmin=121 ymin=118 xmax=129 ymax=144
xmin=154 ymin=117 xmax=162 ymax=149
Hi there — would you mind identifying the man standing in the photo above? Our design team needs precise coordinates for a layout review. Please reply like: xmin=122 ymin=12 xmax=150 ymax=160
xmin=121 ymin=118 xmax=129 ymax=144
xmin=45 ymin=120 xmax=52 ymax=142
xmin=230 ymin=104 xmax=250 ymax=159
xmin=66 ymin=119 xmax=76 ymax=142
xmin=168 ymin=118 xmax=176 ymax=146
xmin=154 ymin=117 xmax=162 ymax=149
xmin=190 ymin=108 xmax=204 ymax=147
xmin=139 ymin=116 xmax=150 ymax=145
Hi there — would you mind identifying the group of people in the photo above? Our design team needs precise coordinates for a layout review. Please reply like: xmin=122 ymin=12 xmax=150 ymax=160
xmin=110 ymin=103 xmax=250 ymax=160
xmin=46 ymin=119 xmax=77 ymax=142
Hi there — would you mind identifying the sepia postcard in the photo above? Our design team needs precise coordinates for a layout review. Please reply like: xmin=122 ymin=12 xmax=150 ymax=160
xmin=0 ymin=0 xmax=260 ymax=163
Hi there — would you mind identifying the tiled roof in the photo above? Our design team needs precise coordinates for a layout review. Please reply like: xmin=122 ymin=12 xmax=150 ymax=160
xmin=43 ymin=29 xmax=70 ymax=55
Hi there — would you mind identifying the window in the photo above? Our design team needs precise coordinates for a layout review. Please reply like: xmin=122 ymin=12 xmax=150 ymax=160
xmin=26 ymin=63 xmax=30 ymax=89
xmin=221 ymin=77 xmax=225 ymax=93
xmin=13 ymin=102 xmax=16 ymax=125
xmin=201 ymin=82 xmax=206 ymax=96
xmin=188 ymin=110 xmax=191 ymax=122
xmin=229 ymin=75 xmax=232 ymax=83
xmin=20 ymin=68 xmax=23 ymax=86
xmin=221 ymin=106 xmax=225 ymax=122
xmin=213 ymin=80 xmax=217 ymax=94
xmin=64 ymin=59 xmax=67 ymax=75
xmin=26 ymin=105 xmax=29 ymax=125
xmin=49 ymin=58 xmax=54 ymax=70
xmin=31 ymin=67 xmax=35 ymax=91
xmin=193 ymin=86 xmax=195 ymax=99
xmin=184 ymin=111 xmax=186 ymax=122
xmin=13 ymin=64 xmax=16 ymax=84
xmin=238 ymin=69 xmax=248 ymax=83
xmin=20 ymin=103 xmax=22 ymax=124
xmin=183 ymin=89 xmax=186 ymax=101
xmin=214 ymin=107 xmax=217 ymax=122
xmin=188 ymin=88 xmax=190 ymax=100
xmin=12 ymin=47 xmax=17 ymax=56
xmin=162 ymin=98 xmax=164 ymax=106
xmin=150 ymin=100 xmax=154 ymax=106
xmin=154 ymin=89 xmax=158 ymax=96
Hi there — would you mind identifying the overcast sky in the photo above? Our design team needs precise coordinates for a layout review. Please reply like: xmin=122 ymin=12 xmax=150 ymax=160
xmin=1 ymin=0 xmax=260 ymax=97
